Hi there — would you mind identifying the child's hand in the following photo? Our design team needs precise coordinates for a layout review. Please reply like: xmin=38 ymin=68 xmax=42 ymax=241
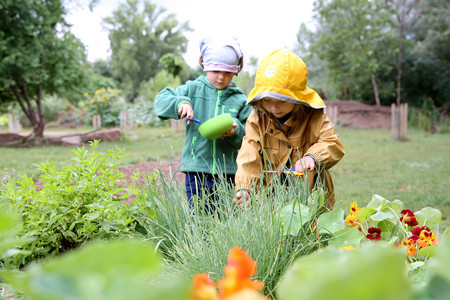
xmin=178 ymin=103 xmax=194 ymax=124
xmin=295 ymin=156 xmax=316 ymax=173
xmin=220 ymin=123 xmax=237 ymax=138
xmin=233 ymin=189 xmax=250 ymax=206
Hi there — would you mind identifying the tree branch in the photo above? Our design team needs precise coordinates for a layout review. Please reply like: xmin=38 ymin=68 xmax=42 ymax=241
xmin=10 ymin=85 xmax=32 ymax=120
xmin=20 ymin=80 xmax=37 ymax=124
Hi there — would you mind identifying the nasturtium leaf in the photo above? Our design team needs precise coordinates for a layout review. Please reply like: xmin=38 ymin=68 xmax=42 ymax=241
xmin=357 ymin=207 xmax=377 ymax=222
xmin=427 ymin=234 xmax=450 ymax=283
xmin=367 ymin=194 xmax=388 ymax=210
xmin=417 ymin=246 xmax=437 ymax=258
xmin=415 ymin=207 xmax=442 ymax=228
xmin=390 ymin=199 xmax=404 ymax=214
xmin=377 ymin=219 xmax=395 ymax=234
xmin=277 ymin=243 xmax=411 ymax=300
xmin=0 ymin=240 xmax=188 ymax=300
xmin=409 ymin=261 xmax=425 ymax=272
xmin=369 ymin=210 xmax=394 ymax=222
xmin=277 ymin=202 xmax=311 ymax=236
xmin=317 ymin=208 xmax=345 ymax=234
xmin=307 ymin=188 xmax=325 ymax=208
xmin=328 ymin=227 xmax=364 ymax=248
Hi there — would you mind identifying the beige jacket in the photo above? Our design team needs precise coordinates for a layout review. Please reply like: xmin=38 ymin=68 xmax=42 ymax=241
xmin=235 ymin=107 xmax=345 ymax=208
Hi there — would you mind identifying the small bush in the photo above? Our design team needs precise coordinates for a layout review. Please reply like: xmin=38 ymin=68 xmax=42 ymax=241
xmin=0 ymin=141 xmax=142 ymax=269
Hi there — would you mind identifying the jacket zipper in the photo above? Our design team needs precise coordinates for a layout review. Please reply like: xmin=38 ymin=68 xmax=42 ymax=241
xmin=212 ymin=90 xmax=222 ymax=174
xmin=191 ymin=135 xmax=197 ymax=159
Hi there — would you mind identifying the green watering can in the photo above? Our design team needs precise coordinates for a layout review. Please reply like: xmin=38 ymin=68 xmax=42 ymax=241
xmin=185 ymin=113 xmax=233 ymax=140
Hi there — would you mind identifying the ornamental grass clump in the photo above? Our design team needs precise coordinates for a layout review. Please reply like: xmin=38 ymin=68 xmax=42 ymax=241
xmin=0 ymin=141 xmax=142 ymax=269
xmin=134 ymin=167 xmax=329 ymax=298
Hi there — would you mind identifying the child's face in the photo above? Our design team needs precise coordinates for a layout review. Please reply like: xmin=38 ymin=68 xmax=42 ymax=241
xmin=206 ymin=71 xmax=235 ymax=90
xmin=261 ymin=98 xmax=296 ymax=118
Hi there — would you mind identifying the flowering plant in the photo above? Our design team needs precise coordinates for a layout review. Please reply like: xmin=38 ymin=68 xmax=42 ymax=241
xmin=83 ymin=87 xmax=120 ymax=117
xmin=189 ymin=246 xmax=268 ymax=300
xmin=317 ymin=194 xmax=442 ymax=262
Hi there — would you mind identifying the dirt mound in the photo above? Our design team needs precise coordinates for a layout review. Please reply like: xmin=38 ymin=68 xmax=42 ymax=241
xmin=0 ymin=128 xmax=122 ymax=147
xmin=325 ymin=100 xmax=391 ymax=129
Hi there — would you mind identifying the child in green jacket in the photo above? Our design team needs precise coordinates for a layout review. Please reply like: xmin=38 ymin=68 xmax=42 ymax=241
xmin=155 ymin=36 xmax=252 ymax=212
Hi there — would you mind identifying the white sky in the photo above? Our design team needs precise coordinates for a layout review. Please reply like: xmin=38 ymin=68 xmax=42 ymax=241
xmin=66 ymin=0 xmax=316 ymax=68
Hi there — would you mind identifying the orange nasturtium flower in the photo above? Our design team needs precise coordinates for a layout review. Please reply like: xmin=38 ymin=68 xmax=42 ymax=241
xmin=417 ymin=230 xmax=439 ymax=248
xmin=345 ymin=201 xmax=362 ymax=230
xmin=398 ymin=238 xmax=417 ymax=256
xmin=189 ymin=273 xmax=218 ymax=300
xmin=345 ymin=213 xmax=361 ymax=229
xmin=218 ymin=247 xmax=264 ymax=299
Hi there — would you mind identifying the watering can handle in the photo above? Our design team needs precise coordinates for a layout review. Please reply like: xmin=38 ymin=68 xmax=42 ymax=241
xmin=184 ymin=117 xmax=202 ymax=124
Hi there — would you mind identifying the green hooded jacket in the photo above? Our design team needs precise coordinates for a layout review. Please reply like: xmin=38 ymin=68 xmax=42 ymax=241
xmin=155 ymin=75 xmax=252 ymax=175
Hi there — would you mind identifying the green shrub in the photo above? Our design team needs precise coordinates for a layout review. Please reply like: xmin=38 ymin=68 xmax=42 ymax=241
xmin=0 ymin=141 xmax=142 ymax=269
xmin=41 ymin=94 xmax=73 ymax=122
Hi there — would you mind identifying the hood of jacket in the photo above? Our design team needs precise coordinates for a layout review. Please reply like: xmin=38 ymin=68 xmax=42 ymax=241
xmin=247 ymin=48 xmax=325 ymax=109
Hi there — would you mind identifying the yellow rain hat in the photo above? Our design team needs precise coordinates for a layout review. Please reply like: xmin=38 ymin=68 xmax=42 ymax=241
xmin=247 ymin=48 xmax=325 ymax=109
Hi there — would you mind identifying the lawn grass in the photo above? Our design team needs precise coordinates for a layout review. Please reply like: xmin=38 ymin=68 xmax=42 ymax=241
xmin=331 ymin=127 xmax=449 ymax=229
xmin=1 ymin=126 xmax=448 ymax=228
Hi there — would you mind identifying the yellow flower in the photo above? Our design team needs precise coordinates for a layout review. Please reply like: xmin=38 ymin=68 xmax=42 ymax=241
xmin=83 ymin=92 xmax=89 ymax=97
xmin=350 ymin=201 xmax=361 ymax=215
xmin=107 ymin=87 xmax=111 ymax=93
xmin=341 ymin=246 xmax=356 ymax=251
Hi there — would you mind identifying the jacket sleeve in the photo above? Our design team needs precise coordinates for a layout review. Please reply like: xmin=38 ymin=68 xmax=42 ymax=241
xmin=235 ymin=112 xmax=264 ymax=191
xmin=226 ymin=104 xmax=253 ymax=149
xmin=305 ymin=111 xmax=345 ymax=169
xmin=154 ymin=85 xmax=192 ymax=120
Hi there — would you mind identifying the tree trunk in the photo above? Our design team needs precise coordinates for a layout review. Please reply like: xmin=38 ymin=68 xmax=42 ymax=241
xmin=10 ymin=82 xmax=46 ymax=138
xmin=396 ymin=22 xmax=403 ymax=107
xmin=371 ymin=75 xmax=381 ymax=106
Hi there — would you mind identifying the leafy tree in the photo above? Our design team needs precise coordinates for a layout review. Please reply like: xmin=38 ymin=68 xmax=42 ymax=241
xmin=159 ymin=53 xmax=184 ymax=77
xmin=0 ymin=0 xmax=88 ymax=137
xmin=386 ymin=0 xmax=423 ymax=106
xmin=294 ymin=23 xmax=336 ymax=99
xmin=103 ymin=0 xmax=191 ymax=102
xmin=401 ymin=0 xmax=450 ymax=108
xmin=310 ymin=0 xmax=396 ymax=104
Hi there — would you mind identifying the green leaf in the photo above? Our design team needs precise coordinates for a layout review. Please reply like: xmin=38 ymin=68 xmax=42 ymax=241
xmin=367 ymin=194 xmax=388 ymax=210
xmin=389 ymin=199 xmax=404 ymax=215
xmin=307 ymin=188 xmax=326 ymax=208
xmin=0 ymin=240 xmax=189 ymax=300
xmin=328 ymin=227 xmax=364 ymax=248
xmin=377 ymin=219 xmax=396 ymax=234
xmin=277 ymin=201 xmax=311 ymax=236
xmin=356 ymin=207 xmax=377 ymax=222
xmin=370 ymin=211 xmax=394 ymax=222
xmin=415 ymin=207 xmax=442 ymax=228
xmin=417 ymin=246 xmax=437 ymax=258
xmin=317 ymin=208 xmax=345 ymax=234
xmin=277 ymin=243 xmax=411 ymax=300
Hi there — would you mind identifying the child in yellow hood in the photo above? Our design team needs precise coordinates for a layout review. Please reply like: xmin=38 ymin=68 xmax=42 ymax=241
xmin=234 ymin=48 xmax=345 ymax=209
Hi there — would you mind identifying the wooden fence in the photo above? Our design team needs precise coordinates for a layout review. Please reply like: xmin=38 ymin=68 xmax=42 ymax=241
xmin=391 ymin=103 xmax=408 ymax=140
